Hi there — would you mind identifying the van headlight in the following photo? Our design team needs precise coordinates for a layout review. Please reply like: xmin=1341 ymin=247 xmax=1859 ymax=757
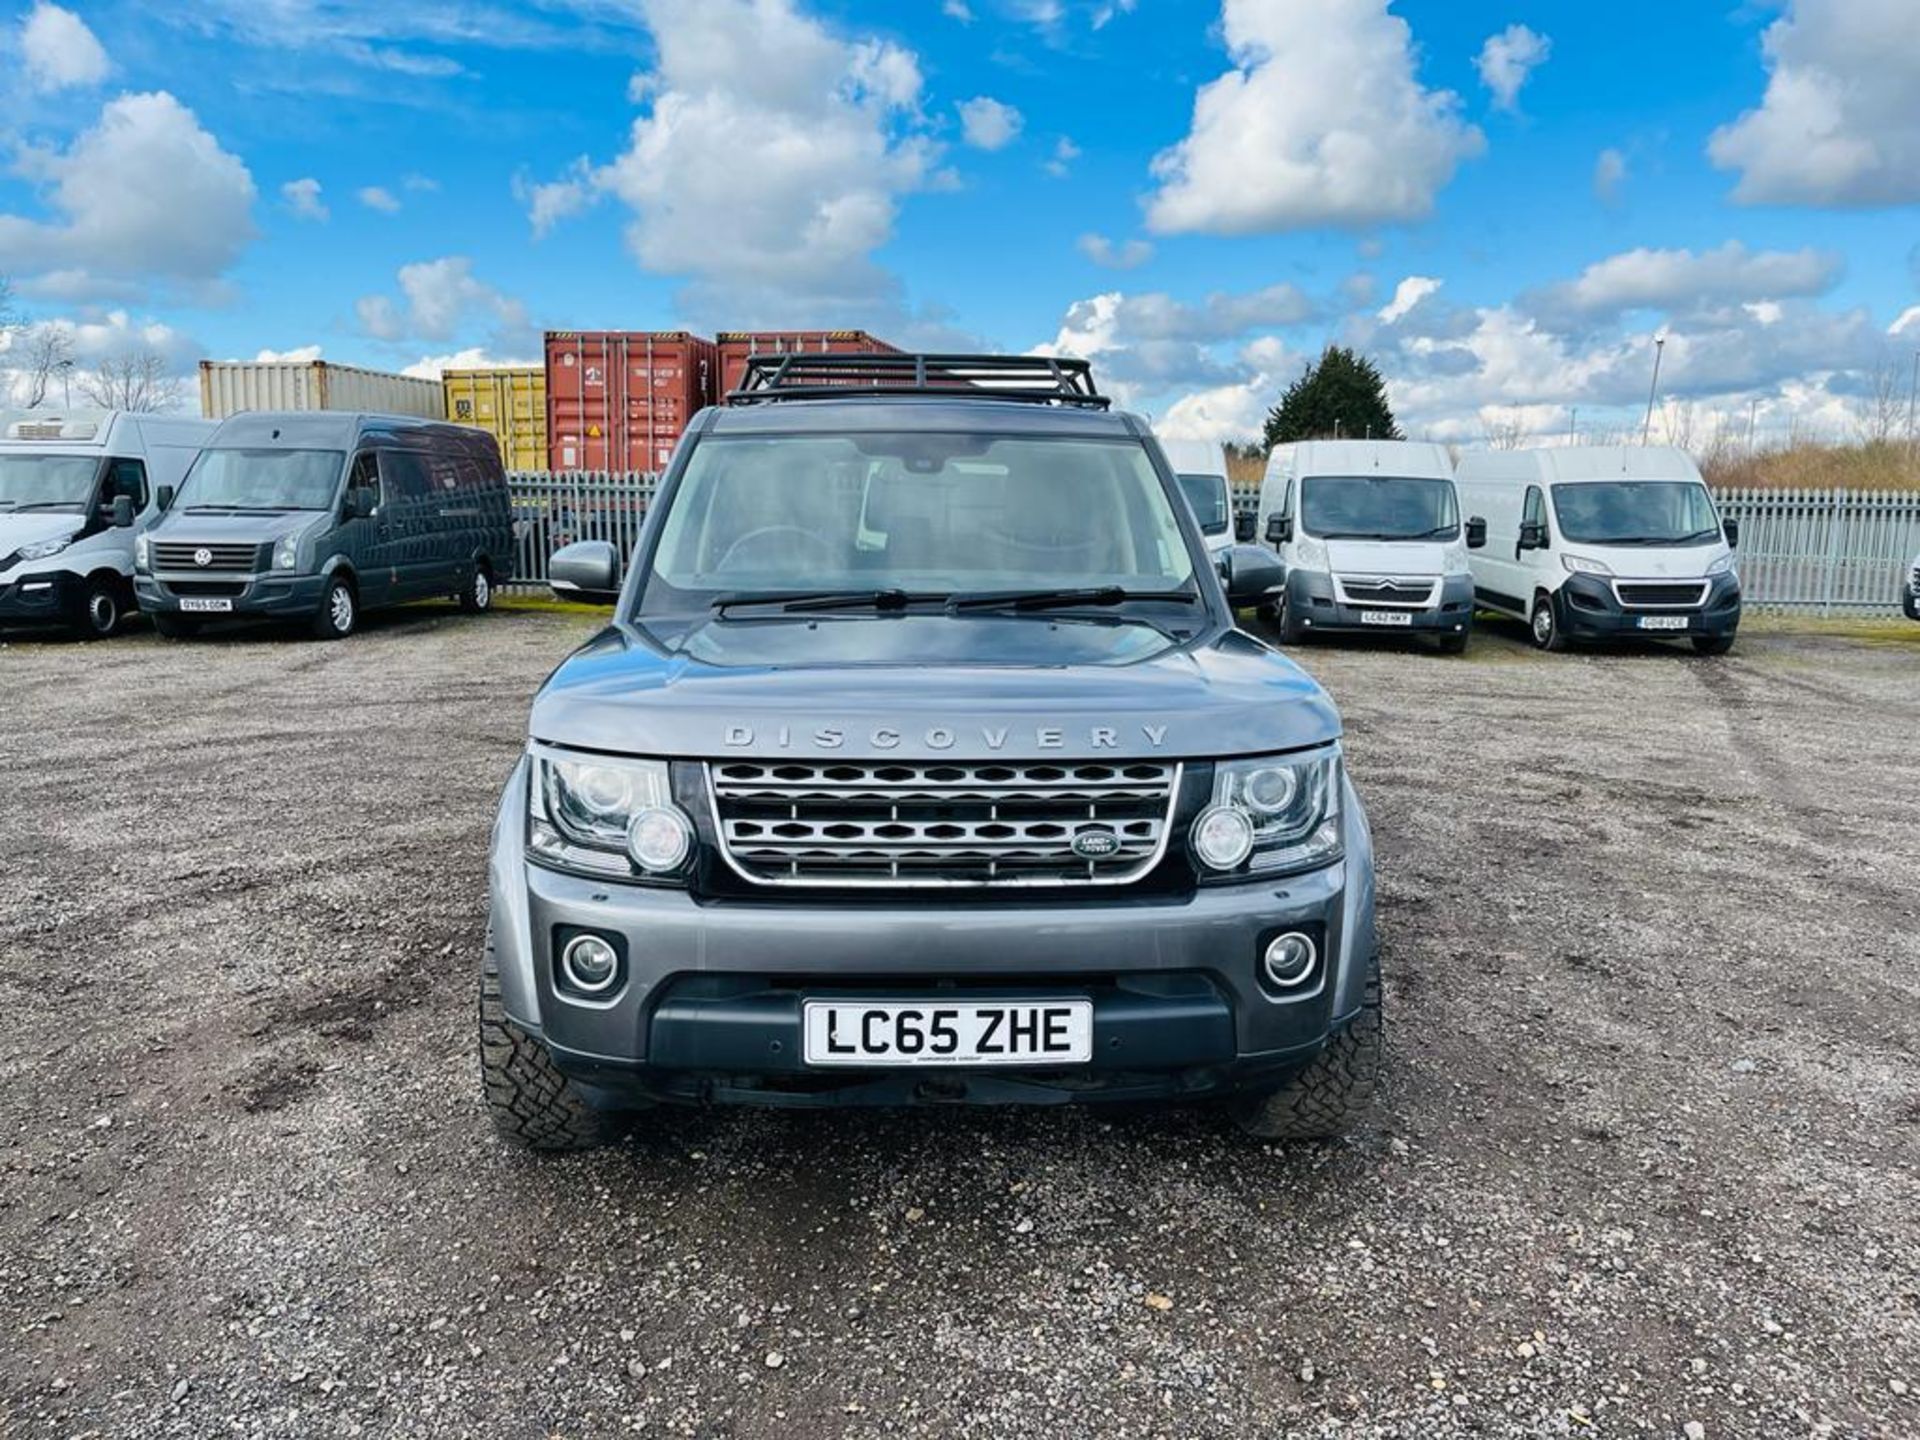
xmin=135 ymin=534 xmax=151 ymax=571
xmin=1562 ymin=554 xmax=1612 ymax=576
xmin=274 ymin=533 xmax=301 ymax=570
xmin=1705 ymin=554 xmax=1734 ymax=577
xmin=1192 ymin=747 xmax=1343 ymax=880
xmin=526 ymin=744 xmax=693 ymax=883
xmin=17 ymin=536 xmax=72 ymax=562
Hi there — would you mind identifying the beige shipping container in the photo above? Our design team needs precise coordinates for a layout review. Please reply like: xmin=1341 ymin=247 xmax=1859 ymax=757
xmin=199 ymin=360 xmax=444 ymax=421
xmin=442 ymin=367 xmax=547 ymax=471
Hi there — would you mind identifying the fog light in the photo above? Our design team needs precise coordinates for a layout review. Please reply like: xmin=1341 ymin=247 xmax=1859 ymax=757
xmin=560 ymin=934 xmax=620 ymax=994
xmin=627 ymin=805 xmax=693 ymax=873
xmin=1192 ymin=805 xmax=1255 ymax=871
xmin=1262 ymin=932 xmax=1317 ymax=988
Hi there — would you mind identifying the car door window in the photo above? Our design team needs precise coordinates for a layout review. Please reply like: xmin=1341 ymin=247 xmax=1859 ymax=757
xmin=350 ymin=451 xmax=383 ymax=512
xmin=103 ymin=458 xmax=148 ymax=512
xmin=1521 ymin=485 xmax=1546 ymax=557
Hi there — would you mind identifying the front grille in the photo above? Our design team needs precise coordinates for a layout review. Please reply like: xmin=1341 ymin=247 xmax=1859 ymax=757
xmin=709 ymin=759 xmax=1181 ymax=889
xmin=1616 ymin=581 xmax=1709 ymax=609
xmin=1335 ymin=576 xmax=1435 ymax=607
xmin=154 ymin=542 xmax=261 ymax=573
xmin=164 ymin=580 xmax=246 ymax=598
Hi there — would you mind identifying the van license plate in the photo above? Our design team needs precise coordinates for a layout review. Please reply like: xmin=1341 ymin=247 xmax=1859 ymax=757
xmin=178 ymin=598 xmax=234 ymax=614
xmin=802 ymin=1001 xmax=1092 ymax=1067
xmin=1637 ymin=615 xmax=1688 ymax=630
xmin=1359 ymin=610 xmax=1413 ymax=627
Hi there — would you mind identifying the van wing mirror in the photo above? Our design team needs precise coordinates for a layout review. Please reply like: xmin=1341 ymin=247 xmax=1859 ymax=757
xmin=1265 ymin=513 xmax=1292 ymax=545
xmin=156 ymin=484 xmax=175 ymax=513
xmin=1466 ymin=516 xmax=1487 ymax=550
xmin=1723 ymin=517 xmax=1740 ymax=549
xmin=1518 ymin=520 xmax=1547 ymax=551
xmin=1234 ymin=511 xmax=1256 ymax=543
xmin=549 ymin=540 xmax=622 ymax=605
xmin=110 ymin=494 xmax=136 ymax=528
xmin=1224 ymin=544 xmax=1286 ymax=610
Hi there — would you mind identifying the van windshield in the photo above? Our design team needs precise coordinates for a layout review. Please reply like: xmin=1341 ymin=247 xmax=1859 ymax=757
xmin=0 ymin=454 xmax=101 ymax=509
xmin=1301 ymin=475 xmax=1459 ymax=540
xmin=1551 ymin=482 xmax=1722 ymax=546
xmin=643 ymin=434 xmax=1197 ymax=611
xmin=1176 ymin=473 xmax=1231 ymax=535
xmin=175 ymin=449 xmax=345 ymax=511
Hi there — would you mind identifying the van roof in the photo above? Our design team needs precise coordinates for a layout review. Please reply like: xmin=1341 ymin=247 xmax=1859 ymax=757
xmin=1 ymin=409 xmax=216 ymax=449
xmin=704 ymin=396 xmax=1141 ymax=438
xmin=1456 ymin=445 xmax=1704 ymax=485
xmin=207 ymin=410 xmax=493 ymax=451
xmin=1279 ymin=439 xmax=1453 ymax=480
xmin=1158 ymin=437 xmax=1228 ymax=475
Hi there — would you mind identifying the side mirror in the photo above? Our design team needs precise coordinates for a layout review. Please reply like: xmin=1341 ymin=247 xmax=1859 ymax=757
xmin=1265 ymin=513 xmax=1293 ymax=546
xmin=110 ymin=494 xmax=136 ymax=528
xmin=549 ymin=540 xmax=621 ymax=605
xmin=1234 ymin=511 xmax=1256 ymax=543
xmin=1723 ymin=517 xmax=1740 ymax=549
xmin=1224 ymin=544 xmax=1287 ymax=610
xmin=156 ymin=484 xmax=175 ymax=513
xmin=1518 ymin=520 xmax=1547 ymax=551
xmin=1466 ymin=516 xmax=1487 ymax=550
xmin=345 ymin=486 xmax=377 ymax=520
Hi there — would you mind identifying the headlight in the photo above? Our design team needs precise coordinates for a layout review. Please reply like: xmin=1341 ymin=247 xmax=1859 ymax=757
xmin=1293 ymin=535 xmax=1329 ymax=571
xmin=17 ymin=536 xmax=73 ymax=562
xmin=135 ymin=534 xmax=151 ymax=570
xmin=1705 ymin=554 xmax=1733 ymax=577
xmin=274 ymin=533 xmax=300 ymax=570
xmin=1192 ymin=748 xmax=1343 ymax=880
xmin=1561 ymin=554 xmax=1612 ymax=577
xmin=526 ymin=744 xmax=693 ymax=883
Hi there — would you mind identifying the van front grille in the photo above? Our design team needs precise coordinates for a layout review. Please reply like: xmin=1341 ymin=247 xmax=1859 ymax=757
xmin=1615 ymin=581 xmax=1709 ymax=609
xmin=153 ymin=542 xmax=262 ymax=573
xmin=708 ymin=760 xmax=1181 ymax=889
xmin=1335 ymin=576 xmax=1436 ymax=607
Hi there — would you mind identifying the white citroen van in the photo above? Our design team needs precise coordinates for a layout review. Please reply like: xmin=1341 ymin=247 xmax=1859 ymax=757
xmin=1254 ymin=439 xmax=1482 ymax=652
xmin=0 ymin=410 xmax=216 ymax=638
xmin=1158 ymin=436 xmax=1236 ymax=560
xmin=1454 ymin=446 xmax=1740 ymax=655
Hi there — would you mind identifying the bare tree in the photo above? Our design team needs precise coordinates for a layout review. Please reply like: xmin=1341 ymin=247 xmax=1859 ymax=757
xmin=77 ymin=347 xmax=186 ymax=413
xmin=16 ymin=324 xmax=76 ymax=407
xmin=1480 ymin=409 xmax=1528 ymax=450
xmin=1851 ymin=355 xmax=1904 ymax=445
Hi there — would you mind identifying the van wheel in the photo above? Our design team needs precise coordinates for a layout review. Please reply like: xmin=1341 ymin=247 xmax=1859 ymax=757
xmin=1530 ymin=591 xmax=1569 ymax=651
xmin=1276 ymin=594 xmax=1308 ymax=646
xmin=1230 ymin=954 xmax=1381 ymax=1140
xmin=1691 ymin=633 xmax=1735 ymax=656
xmin=152 ymin=613 xmax=201 ymax=640
xmin=310 ymin=576 xmax=357 ymax=640
xmin=71 ymin=579 xmax=123 ymax=640
xmin=479 ymin=929 xmax=625 ymax=1151
xmin=458 ymin=564 xmax=493 ymax=614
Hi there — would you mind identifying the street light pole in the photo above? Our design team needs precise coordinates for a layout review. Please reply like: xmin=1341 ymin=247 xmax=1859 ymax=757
xmin=1642 ymin=336 xmax=1666 ymax=445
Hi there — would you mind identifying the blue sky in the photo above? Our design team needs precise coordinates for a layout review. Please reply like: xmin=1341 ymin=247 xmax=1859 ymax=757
xmin=1 ymin=0 xmax=1916 ymax=445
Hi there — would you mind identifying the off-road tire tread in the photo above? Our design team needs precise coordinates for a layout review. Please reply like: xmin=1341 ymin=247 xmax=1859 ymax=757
xmin=479 ymin=930 xmax=617 ymax=1151
xmin=1233 ymin=955 xmax=1381 ymax=1140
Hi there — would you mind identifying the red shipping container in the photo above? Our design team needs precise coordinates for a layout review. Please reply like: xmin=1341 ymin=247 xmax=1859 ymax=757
xmin=716 ymin=330 xmax=900 ymax=398
xmin=545 ymin=331 xmax=719 ymax=473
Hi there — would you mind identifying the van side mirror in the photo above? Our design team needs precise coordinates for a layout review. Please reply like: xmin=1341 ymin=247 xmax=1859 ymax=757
xmin=1466 ymin=516 xmax=1487 ymax=550
xmin=345 ymin=487 xmax=376 ymax=520
xmin=550 ymin=540 xmax=622 ymax=605
xmin=1518 ymin=520 xmax=1547 ymax=551
xmin=1234 ymin=511 xmax=1255 ymax=543
xmin=1265 ymin=513 xmax=1293 ymax=545
xmin=1723 ymin=517 xmax=1740 ymax=549
xmin=156 ymin=484 xmax=175 ymax=513
xmin=110 ymin=495 xmax=136 ymax=528
xmin=1224 ymin=544 xmax=1286 ymax=610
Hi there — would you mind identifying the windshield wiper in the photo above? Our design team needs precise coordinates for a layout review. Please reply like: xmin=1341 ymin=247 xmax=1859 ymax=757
xmin=1316 ymin=531 xmax=1400 ymax=541
xmin=948 ymin=586 xmax=1199 ymax=613
xmin=710 ymin=589 xmax=948 ymax=615
xmin=1672 ymin=528 xmax=1724 ymax=544
xmin=7 ymin=501 xmax=82 ymax=512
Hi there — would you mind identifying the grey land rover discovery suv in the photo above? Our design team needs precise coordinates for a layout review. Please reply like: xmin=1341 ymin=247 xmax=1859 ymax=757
xmin=482 ymin=354 xmax=1381 ymax=1148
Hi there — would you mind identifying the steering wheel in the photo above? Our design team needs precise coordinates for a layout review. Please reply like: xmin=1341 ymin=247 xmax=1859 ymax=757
xmin=714 ymin=526 xmax=837 ymax=573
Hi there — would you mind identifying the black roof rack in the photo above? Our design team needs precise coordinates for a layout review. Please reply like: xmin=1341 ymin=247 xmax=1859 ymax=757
xmin=727 ymin=353 xmax=1110 ymax=410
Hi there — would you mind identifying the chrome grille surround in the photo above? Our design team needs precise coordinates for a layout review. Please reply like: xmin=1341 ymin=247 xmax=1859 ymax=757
xmin=1332 ymin=574 xmax=1438 ymax=608
xmin=708 ymin=758 xmax=1182 ymax=889
xmin=153 ymin=542 xmax=261 ymax=573
xmin=1613 ymin=579 xmax=1710 ymax=609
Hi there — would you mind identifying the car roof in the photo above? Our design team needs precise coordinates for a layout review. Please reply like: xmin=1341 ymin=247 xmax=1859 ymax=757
xmin=702 ymin=395 xmax=1144 ymax=439
xmin=207 ymin=411 xmax=493 ymax=450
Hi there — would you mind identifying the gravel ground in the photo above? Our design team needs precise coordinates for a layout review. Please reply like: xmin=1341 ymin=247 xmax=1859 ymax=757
xmin=2 ymin=606 xmax=1917 ymax=1440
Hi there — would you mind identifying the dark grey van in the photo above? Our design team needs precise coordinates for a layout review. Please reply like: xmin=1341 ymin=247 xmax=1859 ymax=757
xmin=136 ymin=411 xmax=513 ymax=640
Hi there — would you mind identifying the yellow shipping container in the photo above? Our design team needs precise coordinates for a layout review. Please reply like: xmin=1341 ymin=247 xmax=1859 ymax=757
xmin=442 ymin=367 xmax=547 ymax=471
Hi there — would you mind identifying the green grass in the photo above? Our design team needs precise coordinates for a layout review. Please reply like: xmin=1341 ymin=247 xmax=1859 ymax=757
xmin=495 ymin=590 xmax=614 ymax=618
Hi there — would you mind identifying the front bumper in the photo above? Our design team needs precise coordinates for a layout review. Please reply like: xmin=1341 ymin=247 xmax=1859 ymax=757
xmin=488 ymin=759 xmax=1378 ymax=1109
xmin=135 ymin=571 xmax=327 ymax=618
xmin=1557 ymin=572 xmax=1741 ymax=640
xmin=0 ymin=569 xmax=86 ymax=625
xmin=1904 ymin=586 xmax=1919 ymax=622
xmin=1286 ymin=569 xmax=1474 ymax=636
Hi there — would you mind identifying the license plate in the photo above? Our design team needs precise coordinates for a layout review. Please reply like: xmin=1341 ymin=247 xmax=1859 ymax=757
xmin=1359 ymin=610 xmax=1413 ymax=627
xmin=178 ymin=598 xmax=233 ymax=613
xmin=1637 ymin=615 xmax=1688 ymax=630
xmin=802 ymin=1000 xmax=1092 ymax=1067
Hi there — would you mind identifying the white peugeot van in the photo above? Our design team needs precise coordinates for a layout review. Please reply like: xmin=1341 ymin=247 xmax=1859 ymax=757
xmin=1454 ymin=445 xmax=1741 ymax=655
xmin=1157 ymin=437 xmax=1237 ymax=560
xmin=1904 ymin=548 xmax=1918 ymax=622
xmin=0 ymin=410 xmax=215 ymax=638
xmin=1254 ymin=439 xmax=1483 ymax=652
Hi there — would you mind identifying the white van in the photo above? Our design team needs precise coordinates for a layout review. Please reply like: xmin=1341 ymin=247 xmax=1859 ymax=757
xmin=1903 ymin=549 xmax=1918 ymax=622
xmin=0 ymin=410 xmax=216 ymax=638
xmin=1157 ymin=436 xmax=1236 ymax=559
xmin=1454 ymin=446 xmax=1740 ymax=655
xmin=1254 ymin=439 xmax=1482 ymax=652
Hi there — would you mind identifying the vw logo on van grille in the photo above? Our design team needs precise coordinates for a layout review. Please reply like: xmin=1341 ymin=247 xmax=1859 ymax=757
xmin=193 ymin=548 xmax=213 ymax=567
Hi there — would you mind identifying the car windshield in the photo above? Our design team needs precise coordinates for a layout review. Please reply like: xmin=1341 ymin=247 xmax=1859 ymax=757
xmin=0 ymin=453 xmax=100 ymax=509
xmin=174 ymin=448 xmax=345 ymax=511
xmin=1551 ymin=482 xmax=1722 ymax=545
xmin=1301 ymin=475 xmax=1459 ymax=540
xmin=642 ymin=433 xmax=1198 ymax=613
xmin=1176 ymin=472 xmax=1231 ymax=535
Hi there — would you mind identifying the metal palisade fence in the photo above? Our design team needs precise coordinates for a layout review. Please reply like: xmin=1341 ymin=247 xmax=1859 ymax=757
xmin=508 ymin=472 xmax=1920 ymax=617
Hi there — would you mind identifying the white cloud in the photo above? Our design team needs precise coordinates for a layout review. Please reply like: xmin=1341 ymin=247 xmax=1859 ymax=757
xmin=1378 ymin=275 xmax=1443 ymax=324
xmin=1060 ymin=284 xmax=1316 ymax=348
xmin=1593 ymin=147 xmax=1627 ymax=204
xmin=1044 ymin=136 xmax=1080 ymax=178
xmin=943 ymin=0 xmax=974 ymax=19
xmin=1078 ymin=233 xmax=1154 ymax=270
xmin=253 ymin=345 xmax=324 ymax=363
xmin=281 ymin=177 xmax=329 ymax=221
xmin=516 ymin=158 xmax=600 ymax=239
xmin=1889 ymin=306 xmax=1920 ymax=339
xmin=400 ymin=346 xmax=539 ymax=380
xmin=1709 ymin=0 xmax=1920 ymax=206
xmin=1474 ymin=23 xmax=1549 ymax=113
xmin=1145 ymin=0 xmax=1483 ymax=235
xmin=1522 ymin=242 xmax=1842 ymax=326
xmin=357 ymin=185 xmax=402 ymax=213
xmin=356 ymin=257 xmax=532 ymax=350
xmin=1 ymin=308 xmax=202 ymax=403
xmin=0 ymin=91 xmax=255 ymax=303
xmin=1092 ymin=0 xmax=1138 ymax=30
xmin=957 ymin=96 xmax=1023 ymax=151
xmin=19 ymin=2 xmax=110 ymax=91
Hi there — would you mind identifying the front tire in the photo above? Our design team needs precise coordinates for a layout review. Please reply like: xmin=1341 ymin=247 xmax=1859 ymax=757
xmin=1231 ymin=954 xmax=1381 ymax=1140
xmin=1276 ymin=592 xmax=1308 ymax=646
xmin=457 ymin=564 xmax=493 ymax=614
xmin=479 ymin=929 xmax=625 ymax=1151
xmin=310 ymin=576 xmax=357 ymax=640
xmin=1530 ymin=590 xmax=1569 ymax=652
xmin=71 ymin=578 xmax=123 ymax=640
